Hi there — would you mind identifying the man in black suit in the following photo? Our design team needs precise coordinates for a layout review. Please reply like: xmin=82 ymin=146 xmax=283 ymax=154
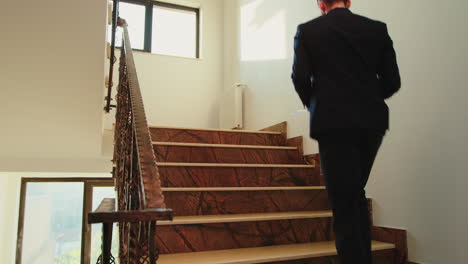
xmin=291 ymin=0 xmax=400 ymax=263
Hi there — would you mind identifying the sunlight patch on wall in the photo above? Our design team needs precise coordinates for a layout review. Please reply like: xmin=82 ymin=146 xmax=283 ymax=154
xmin=240 ymin=0 xmax=287 ymax=61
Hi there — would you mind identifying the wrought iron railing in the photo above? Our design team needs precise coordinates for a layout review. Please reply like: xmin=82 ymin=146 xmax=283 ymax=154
xmin=90 ymin=18 xmax=173 ymax=264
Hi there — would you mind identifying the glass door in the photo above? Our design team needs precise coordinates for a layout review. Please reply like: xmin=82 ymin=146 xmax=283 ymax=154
xmin=16 ymin=178 xmax=117 ymax=264
xmin=82 ymin=181 xmax=118 ymax=264
xmin=90 ymin=185 xmax=119 ymax=264
xmin=20 ymin=182 xmax=85 ymax=264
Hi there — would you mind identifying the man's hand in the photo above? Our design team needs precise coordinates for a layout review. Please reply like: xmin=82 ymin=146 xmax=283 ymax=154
xmin=292 ymin=25 xmax=314 ymax=108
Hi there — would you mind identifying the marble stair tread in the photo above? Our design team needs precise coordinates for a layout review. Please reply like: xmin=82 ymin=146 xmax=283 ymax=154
xmin=150 ymin=126 xmax=282 ymax=135
xmin=158 ymin=211 xmax=333 ymax=225
xmin=161 ymin=186 xmax=326 ymax=192
xmin=157 ymin=162 xmax=315 ymax=168
xmin=157 ymin=240 xmax=396 ymax=264
xmin=153 ymin=142 xmax=297 ymax=150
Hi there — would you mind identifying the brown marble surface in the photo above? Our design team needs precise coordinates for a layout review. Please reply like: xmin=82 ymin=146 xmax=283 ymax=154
xmin=372 ymin=226 xmax=408 ymax=264
xmin=287 ymin=136 xmax=305 ymax=157
xmin=368 ymin=198 xmax=374 ymax=226
xmin=154 ymin=145 xmax=304 ymax=164
xmin=149 ymin=126 xmax=405 ymax=263
xmin=269 ymin=249 xmax=395 ymax=264
xmin=158 ymin=167 xmax=323 ymax=187
xmin=150 ymin=127 xmax=286 ymax=146
xmin=156 ymin=218 xmax=334 ymax=254
xmin=164 ymin=190 xmax=330 ymax=216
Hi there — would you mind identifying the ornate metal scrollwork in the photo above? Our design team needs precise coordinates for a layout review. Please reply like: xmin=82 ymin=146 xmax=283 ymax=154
xmin=110 ymin=24 xmax=168 ymax=264
xmin=96 ymin=254 xmax=116 ymax=264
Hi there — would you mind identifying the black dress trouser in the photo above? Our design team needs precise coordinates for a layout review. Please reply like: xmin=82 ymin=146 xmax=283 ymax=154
xmin=317 ymin=129 xmax=384 ymax=264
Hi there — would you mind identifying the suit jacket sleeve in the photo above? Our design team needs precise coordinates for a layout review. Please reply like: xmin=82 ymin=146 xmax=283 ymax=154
xmin=292 ymin=25 xmax=314 ymax=108
xmin=378 ymin=24 xmax=401 ymax=99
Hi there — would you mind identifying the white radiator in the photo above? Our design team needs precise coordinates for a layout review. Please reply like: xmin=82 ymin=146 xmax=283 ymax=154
xmin=219 ymin=84 xmax=246 ymax=129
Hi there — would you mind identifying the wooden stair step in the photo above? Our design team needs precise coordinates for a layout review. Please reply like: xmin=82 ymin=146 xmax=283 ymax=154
xmin=162 ymin=186 xmax=325 ymax=191
xmin=157 ymin=162 xmax=315 ymax=168
xmin=154 ymin=142 xmax=296 ymax=150
xmin=157 ymin=241 xmax=396 ymax=264
xmin=150 ymin=126 xmax=286 ymax=146
xmin=158 ymin=211 xmax=333 ymax=225
xmin=150 ymin=126 xmax=282 ymax=135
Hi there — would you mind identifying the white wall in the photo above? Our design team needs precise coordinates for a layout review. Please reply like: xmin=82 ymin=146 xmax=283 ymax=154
xmin=0 ymin=175 xmax=20 ymax=264
xmin=223 ymin=0 xmax=241 ymax=91
xmin=0 ymin=0 xmax=111 ymax=262
xmin=224 ymin=0 xmax=321 ymax=153
xmin=0 ymin=176 xmax=10 ymax=263
xmin=135 ymin=4 xmax=224 ymax=129
xmin=0 ymin=0 xmax=111 ymax=172
xmin=352 ymin=2 xmax=468 ymax=264
xmin=104 ymin=0 xmax=225 ymax=130
xmin=225 ymin=0 xmax=468 ymax=263
xmin=138 ymin=0 xmax=226 ymax=129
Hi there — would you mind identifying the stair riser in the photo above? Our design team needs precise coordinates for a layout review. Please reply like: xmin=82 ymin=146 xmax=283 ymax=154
xmin=158 ymin=167 xmax=324 ymax=187
xmin=156 ymin=218 xmax=333 ymax=254
xmin=267 ymin=249 xmax=395 ymax=264
xmin=150 ymin=128 xmax=286 ymax=146
xmin=154 ymin=145 xmax=304 ymax=164
xmin=372 ymin=226 xmax=408 ymax=264
xmin=164 ymin=190 xmax=330 ymax=216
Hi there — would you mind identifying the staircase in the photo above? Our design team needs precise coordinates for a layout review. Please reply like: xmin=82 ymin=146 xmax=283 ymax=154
xmin=148 ymin=125 xmax=403 ymax=264
xmin=102 ymin=14 xmax=407 ymax=264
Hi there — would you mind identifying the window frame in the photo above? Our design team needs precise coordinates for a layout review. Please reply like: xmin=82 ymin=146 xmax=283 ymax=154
xmin=15 ymin=177 xmax=114 ymax=264
xmin=119 ymin=0 xmax=201 ymax=58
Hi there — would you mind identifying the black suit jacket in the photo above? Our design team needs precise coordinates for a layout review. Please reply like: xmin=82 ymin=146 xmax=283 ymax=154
xmin=292 ymin=8 xmax=400 ymax=138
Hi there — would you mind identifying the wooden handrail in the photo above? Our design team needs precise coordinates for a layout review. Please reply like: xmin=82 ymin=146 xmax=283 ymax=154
xmin=97 ymin=19 xmax=173 ymax=264
xmin=89 ymin=199 xmax=172 ymax=264
xmin=89 ymin=199 xmax=173 ymax=224
xmin=120 ymin=23 xmax=166 ymax=209
xmin=104 ymin=0 xmax=119 ymax=113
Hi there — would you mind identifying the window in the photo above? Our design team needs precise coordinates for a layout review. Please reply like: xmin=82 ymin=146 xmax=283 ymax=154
xmin=16 ymin=178 xmax=116 ymax=264
xmin=111 ymin=0 xmax=200 ymax=58
xmin=113 ymin=2 xmax=147 ymax=50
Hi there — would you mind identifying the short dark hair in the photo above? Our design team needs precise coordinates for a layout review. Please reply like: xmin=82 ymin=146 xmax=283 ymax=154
xmin=320 ymin=0 xmax=348 ymax=5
